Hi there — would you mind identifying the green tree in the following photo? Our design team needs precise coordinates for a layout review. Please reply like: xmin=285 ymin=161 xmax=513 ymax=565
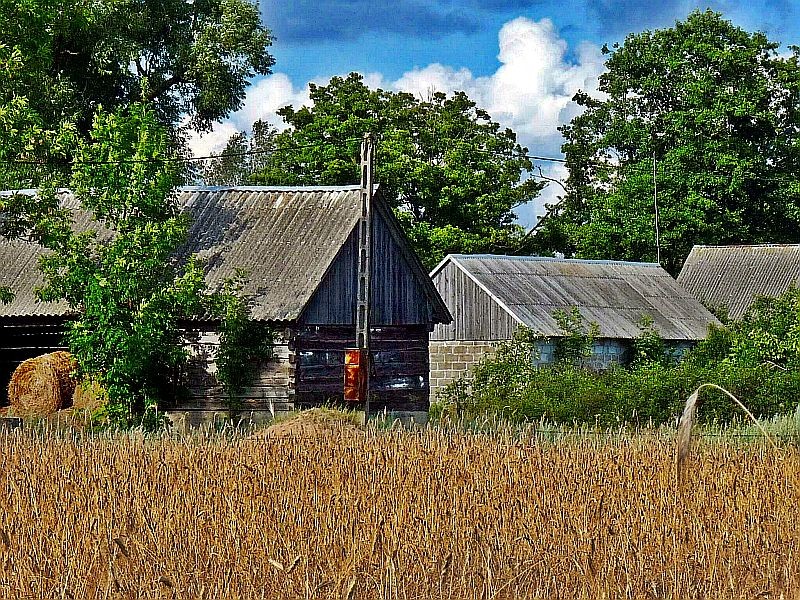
xmin=0 ymin=0 xmax=274 ymax=135
xmin=534 ymin=11 xmax=800 ymax=274
xmin=724 ymin=286 xmax=800 ymax=369
xmin=0 ymin=43 xmax=79 ymax=300
xmin=244 ymin=73 xmax=542 ymax=269
xmin=202 ymin=119 xmax=277 ymax=185
xmin=33 ymin=104 xmax=210 ymax=426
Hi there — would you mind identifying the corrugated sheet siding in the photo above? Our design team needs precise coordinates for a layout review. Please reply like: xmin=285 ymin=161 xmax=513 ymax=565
xmin=431 ymin=262 xmax=519 ymax=341
xmin=677 ymin=245 xmax=800 ymax=319
xmin=181 ymin=187 xmax=362 ymax=321
xmin=301 ymin=210 xmax=435 ymax=326
xmin=0 ymin=186 xmax=449 ymax=326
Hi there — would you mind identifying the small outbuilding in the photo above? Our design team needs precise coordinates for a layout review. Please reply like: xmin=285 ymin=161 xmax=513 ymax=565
xmin=0 ymin=186 xmax=451 ymax=424
xmin=429 ymin=254 xmax=719 ymax=396
xmin=677 ymin=244 xmax=800 ymax=320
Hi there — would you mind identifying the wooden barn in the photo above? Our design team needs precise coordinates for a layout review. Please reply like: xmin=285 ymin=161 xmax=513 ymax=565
xmin=0 ymin=186 xmax=451 ymax=425
xmin=429 ymin=254 xmax=719 ymax=396
xmin=677 ymin=244 xmax=800 ymax=319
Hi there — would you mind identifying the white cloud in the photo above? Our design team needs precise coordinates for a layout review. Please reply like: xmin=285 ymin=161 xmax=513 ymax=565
xmin=187 ymin=17 xmax=604 ymax=227
xmin=391 ymin=17 xmax=604 ymax=159
xmin=234 ymin=73 xmax=311 ymax=132
xmin=186 ymin=121 xmax=240 ymax=158
xmin=187 ymin=73 xmax=310 ymax=156
xmin=390 ymin=18 xmax=604 ymax=226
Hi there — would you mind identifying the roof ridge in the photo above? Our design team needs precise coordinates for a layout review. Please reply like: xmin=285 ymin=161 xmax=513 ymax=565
xmin=446 ymin=253 xmax=661 ymax=268
xmin=691 ymin=243 xmax=800 ymax=249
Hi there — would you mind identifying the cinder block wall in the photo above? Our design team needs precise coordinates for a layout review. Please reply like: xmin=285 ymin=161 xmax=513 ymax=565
xmin=430 ymin=337 xmax=634 ymax=401
xmin=581 ymin=339 xmax=628 ymax=370
xmin=429 ymin=340 xmax=498 ymax=400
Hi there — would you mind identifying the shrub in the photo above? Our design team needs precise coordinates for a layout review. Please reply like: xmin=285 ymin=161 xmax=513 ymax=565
xmin=438 ymin=295 xmax=800 ymax=427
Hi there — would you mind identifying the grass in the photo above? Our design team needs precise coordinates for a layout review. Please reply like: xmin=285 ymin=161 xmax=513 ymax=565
xmin=0 ymin=420 xmax=799 ymax=598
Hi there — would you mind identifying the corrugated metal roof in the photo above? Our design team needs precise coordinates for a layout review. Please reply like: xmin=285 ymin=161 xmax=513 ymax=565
xmin=435 ymin=254 xmax=718 ymax=340
xmin=677 ymin=244 xmax=800 ymax=319
xmin=0 ymin=186 xmax=445 ymax=323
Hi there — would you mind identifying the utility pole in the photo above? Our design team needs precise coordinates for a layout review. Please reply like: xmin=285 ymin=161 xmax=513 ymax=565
xmin=356 ymin=133 xmax=374 ymax=420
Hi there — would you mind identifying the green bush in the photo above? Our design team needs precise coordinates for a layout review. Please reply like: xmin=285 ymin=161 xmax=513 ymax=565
xmin=437 ymin=293 xmax=800 ymax=427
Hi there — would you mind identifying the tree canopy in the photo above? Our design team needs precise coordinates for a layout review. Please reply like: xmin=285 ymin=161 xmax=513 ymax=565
xmin=232 ymin=73 xmax=543 ymax=269
xmin=27 ymin=104 xmax=267 ymax=426
xmin=0 ymin=0 xmax=274 ymax=135
xmin=533 ymin=11 xmax=800 ymax=274
xmin=31 ymin=104 xmax=205 ymax=425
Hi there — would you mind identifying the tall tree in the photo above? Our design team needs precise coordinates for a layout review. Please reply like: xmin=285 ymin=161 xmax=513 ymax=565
xmin=202 ymin=119 xmax=277 ymax=185
xmin=0 ymin=0 xmax=274 ymax=135
xmin=533 ymin=11 xmax=800 ymax=274
xmin=33 ymin=104 xmax=209 ymax=425
xmin=0 ymin=43 xmax=78 ymax=299
xmin=242 ymin=73 xmax=543 ymax=269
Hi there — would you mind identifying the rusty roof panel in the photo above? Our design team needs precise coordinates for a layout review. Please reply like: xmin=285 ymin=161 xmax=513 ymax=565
xmin=677 ymin=244 xmax=800 ymax=319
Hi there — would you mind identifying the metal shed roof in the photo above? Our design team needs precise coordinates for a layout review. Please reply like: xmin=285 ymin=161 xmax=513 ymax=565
xmin=677 ymin=244 xmax=800 ymax=320
xmin=0 ymin=186 xmax=448 ymax=324
xmin=431 ymin=254 xmax=719 ymax=340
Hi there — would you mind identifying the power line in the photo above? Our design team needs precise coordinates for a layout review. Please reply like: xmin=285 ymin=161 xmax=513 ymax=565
xmin=4 ymin=134 xmax=799 ymax=187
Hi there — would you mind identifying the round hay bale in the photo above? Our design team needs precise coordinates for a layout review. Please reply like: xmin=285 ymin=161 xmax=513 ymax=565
xmin=8 ymin=351 xmax=77 ymax=416
xmin=49 ymin=351 xmax=78 ymax=410
xmin=72 ymin=379 xmax=107 ymax=412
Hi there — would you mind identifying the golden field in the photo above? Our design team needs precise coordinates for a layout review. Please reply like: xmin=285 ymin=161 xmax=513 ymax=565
xmin=1 ymin=423 xmax=799 ymax=599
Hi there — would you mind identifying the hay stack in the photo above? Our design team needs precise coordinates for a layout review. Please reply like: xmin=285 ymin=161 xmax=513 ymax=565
xmin=8 ymin=351 xmax=77 ymax=416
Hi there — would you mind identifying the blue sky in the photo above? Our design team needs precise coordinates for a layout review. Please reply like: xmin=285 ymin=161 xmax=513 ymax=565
xmin=261 ymin=0 xmax=798 ymax=85
xmin=191 ymin=0 xmax=800 ymax=226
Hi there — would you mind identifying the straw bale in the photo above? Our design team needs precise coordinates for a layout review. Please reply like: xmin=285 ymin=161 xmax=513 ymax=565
xmin=8 ymin=352 xmax=77 ymax=416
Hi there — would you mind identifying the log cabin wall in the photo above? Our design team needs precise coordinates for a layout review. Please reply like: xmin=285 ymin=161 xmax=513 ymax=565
xmin=291 ymin=325 xmax=430 ymax=421
xmin=165 ymin=328 xmax=293 ymax=429
xmin=295 ymin=207 xmax=442 ymax=422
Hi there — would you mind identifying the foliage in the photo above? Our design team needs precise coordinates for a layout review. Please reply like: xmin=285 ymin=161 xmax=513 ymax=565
xmin=29 ymin=104 xmax=275 ymax=426
xmin=202 ymin=119 xmax=277 ymax=185
xmin=724 ymin=286 xmax=800 ymax=369
xmin=551 ymin=307 xmax=599 ymax=363
xmin=440 ymin=290 xmax=800 ymax=426
xmin=210 ymin=273 xmax=274 ymax=408
xmin=631 ymin=314 xmax=671 ymax=366
xmin=32 ymin=104 xmax=203 ymax=427
xmin=242 ymin=73 xmax=543 ymax=269
xmin=534 ymin=11 xmax=800 ymax=274
xmin=0 ymin=0 xmax=274 ymax=135
xmin=0 ymin=43 xmax=78 ymax=300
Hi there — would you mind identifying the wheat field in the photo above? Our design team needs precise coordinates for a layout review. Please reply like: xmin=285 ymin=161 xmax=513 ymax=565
xmin=1 ymin=425 xmax=799 ymax=599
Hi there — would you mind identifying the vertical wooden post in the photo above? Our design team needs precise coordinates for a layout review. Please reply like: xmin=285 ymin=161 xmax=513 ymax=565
xmin=357 ymin=133 xmax=374 ymax=420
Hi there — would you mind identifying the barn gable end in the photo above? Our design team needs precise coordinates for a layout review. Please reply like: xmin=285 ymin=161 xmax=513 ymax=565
xmin=302 ymin=204 xmax=446 ymax=326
